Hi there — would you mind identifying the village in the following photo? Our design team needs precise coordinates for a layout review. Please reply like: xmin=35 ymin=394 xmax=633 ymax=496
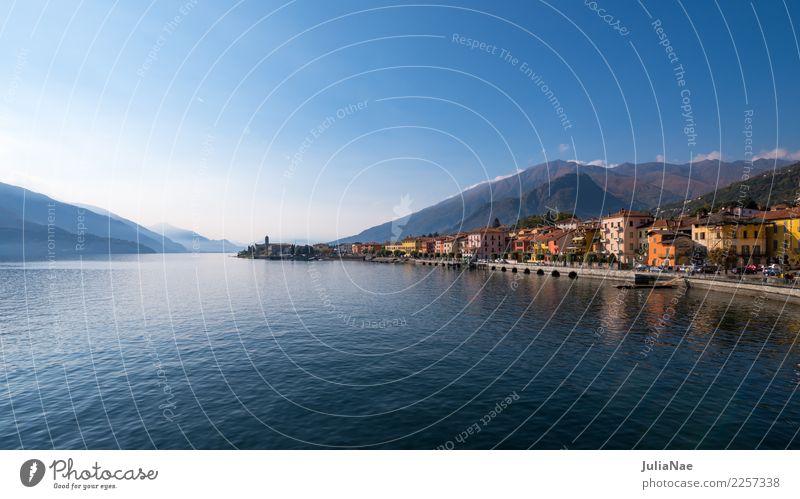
xmin=341 ymin=204 xmax=800 ymax=277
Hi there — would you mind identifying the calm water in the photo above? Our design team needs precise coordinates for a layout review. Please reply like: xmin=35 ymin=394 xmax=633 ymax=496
xmin=0 ymin=254 xmax=798 ymax=449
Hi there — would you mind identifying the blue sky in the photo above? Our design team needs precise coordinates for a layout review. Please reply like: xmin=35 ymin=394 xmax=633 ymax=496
xmin=1 ymin=0 xmax=799 ymax=243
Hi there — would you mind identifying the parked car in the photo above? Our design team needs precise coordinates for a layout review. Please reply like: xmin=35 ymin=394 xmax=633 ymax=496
xmin=649 ymin=266 xmax=666 ymax=273
xmin=634 ymin=264 xmax=649 ymax=271
xmin=764 ymin=268 xmax=781 ymax=277
xmin=701 ymin=265 xmax=718 ymax=274
xmin=764 ymin=264 xmax=783 ymax=273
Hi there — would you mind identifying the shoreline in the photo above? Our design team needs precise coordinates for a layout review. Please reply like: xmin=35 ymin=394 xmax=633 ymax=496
xmin=397 ymin=258 xmax=800 ymax=305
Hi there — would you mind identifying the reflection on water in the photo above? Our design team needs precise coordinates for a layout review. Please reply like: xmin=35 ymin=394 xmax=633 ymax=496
xmin=0 ymin=255 xmax=797 ymax=449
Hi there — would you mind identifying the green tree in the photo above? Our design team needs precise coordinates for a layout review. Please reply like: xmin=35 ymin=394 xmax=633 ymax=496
xmin=707 ymin=247 xmax=736 ymax=269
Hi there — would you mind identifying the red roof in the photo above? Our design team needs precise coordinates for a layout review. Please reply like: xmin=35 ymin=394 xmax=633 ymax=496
xmin=604 ymin=209 xmax=653 ymax=218
xmin=758 ymin=208 xmax=800 ymax=221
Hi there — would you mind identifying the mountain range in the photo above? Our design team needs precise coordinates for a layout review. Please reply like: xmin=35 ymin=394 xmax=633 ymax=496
xmin=0 ymin=182 xmax=243 ymax=260
xmin=335 ymin=158 xmax=791 ymax=243
xmin=148 ymin=223 xmax=244 ymax=253
xmin=660 ymin=161 xmax=800 ymax=216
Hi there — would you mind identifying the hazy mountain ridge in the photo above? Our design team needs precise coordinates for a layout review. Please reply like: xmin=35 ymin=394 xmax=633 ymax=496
xmin=149 ymin=223 xmax=245 ymax=253
xmin=335 ymin=158 xmax=789 ymax=243
xmin=0 ymin=182 xmax=236 ymax=260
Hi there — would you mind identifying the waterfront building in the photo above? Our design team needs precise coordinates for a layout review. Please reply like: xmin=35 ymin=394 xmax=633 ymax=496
xmin=530 ymin=232 xmax=553 ymax=261
xmin=645 ymin=220 xmax=705 ymax=267
xmin=434 ymin=236 xmax=448 ymax=255
xmin=398 ymin=237 xmax=434 ymax=255
xmin=562 ymin=224 xmax=601 ymax=261
xmin=440 ymin=234 xmax=467 ymax=256
xmin=269 ymin=243 xmax=293 ymax=256
xmin=351 ymin=243 xmax=363 ymax=254
xmin=465 ymin=227 xmax=509 ymax=260
xmin=363 ymin=242 xmax=383 ymax=254
xmin=691 ymin=213 xmax=767 ymax=266
xmin=600 ymin=209 xmax=654 ymax=265
xmin=513 ymin=235 xmax=535 ymax=261
xmin=415 ymin=237 xmax=435 ymax=255
xmin=384 ymin=241 xmax=405 ymax=254
xmin=545 ymin=230 xmax=571 ymax=261
xmin=251 ymin=236 xmax=269 ymax=256
xmin=758 ymin=208 xmax=800 ymax=267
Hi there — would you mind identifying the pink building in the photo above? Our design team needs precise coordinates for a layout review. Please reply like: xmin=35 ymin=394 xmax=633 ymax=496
xmin=466 ymin=228 xmax=510 ymax=260
xmin=600 ymin=209 xmax=653 ymax=265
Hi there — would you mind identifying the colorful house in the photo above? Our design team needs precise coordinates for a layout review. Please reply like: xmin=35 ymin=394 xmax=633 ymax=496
xmin=600 ymin=209 xmax=654 ymax=265
xmin=466 ymin=228 xmax=509 ymax=260
xmin=691 ymin=213 xmax=767 ymax=266
xmin=759 ymin=208 xmax=800 ymax=267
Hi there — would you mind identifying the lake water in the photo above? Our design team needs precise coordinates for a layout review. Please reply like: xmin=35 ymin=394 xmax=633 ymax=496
xmin=0 ymin=254 xmax=798 ymax=449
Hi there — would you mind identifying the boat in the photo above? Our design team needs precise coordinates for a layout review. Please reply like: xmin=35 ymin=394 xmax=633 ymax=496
xmin=615 ymin=276 xmax=684 ymax=289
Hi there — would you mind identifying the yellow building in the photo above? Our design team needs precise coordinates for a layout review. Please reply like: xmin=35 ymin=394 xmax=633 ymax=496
xmin=691 ymin=214 xmax=767 ymax=266
xmin=760 ymin=208 xmax=800 ymax=267
xmin=568 ymin=225 xmax=601 ymax=257
xmin=384 ymin=241 xmax=405 ymax=253
xmin=401 ymin=238 xmax=422 ymax=254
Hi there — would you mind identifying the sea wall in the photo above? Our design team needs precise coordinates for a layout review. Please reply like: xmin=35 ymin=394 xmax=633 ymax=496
xmin=411 ymin=259 xmax=800 ymax=304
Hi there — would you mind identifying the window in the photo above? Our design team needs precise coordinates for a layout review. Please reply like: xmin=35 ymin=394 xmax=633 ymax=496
xmin=774 ymin=240 xmax=779 ymax=250
xmin=629 ymin=221 xmax=633 ymax=227
xmin=700 ymin=233 xmax=706 ymax=240
xmin=742 ymin=245 xmax=750 ymax=255
xmin=629 ymin=243 xmax=634 ymax=250
xmin=753 ymin=246 xmax=760 ymax=256
xmin=742 ymin=230 xmax=748 ymax=239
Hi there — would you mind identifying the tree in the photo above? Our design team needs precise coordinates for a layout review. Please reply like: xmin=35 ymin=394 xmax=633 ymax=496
xmin=492 ymin=217 xmax=501 ymax=228
xmin=708 ymin=247 xmax=736 ymax=270
xmin=742 ymin=197 xmax=759 ymax=210
xmin=690 ymin=204 xmax=711 ymax=217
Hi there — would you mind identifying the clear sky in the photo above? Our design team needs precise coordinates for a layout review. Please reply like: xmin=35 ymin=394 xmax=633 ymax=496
xmin=1 ymin=0 xmax=799 ymax=243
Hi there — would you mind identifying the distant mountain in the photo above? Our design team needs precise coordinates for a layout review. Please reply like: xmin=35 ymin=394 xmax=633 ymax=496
xmin=0 ymin=182 xmax=186 ymax=260
xmin=0 ymin=209 xmax=154 ymax=261
xmin=659 ymin=161 xmax=800 ymax=216
xmin=335 ymin=158 xmax=789 ymax=243
xmin=149 ymin=223 xmax=244 ymax=253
